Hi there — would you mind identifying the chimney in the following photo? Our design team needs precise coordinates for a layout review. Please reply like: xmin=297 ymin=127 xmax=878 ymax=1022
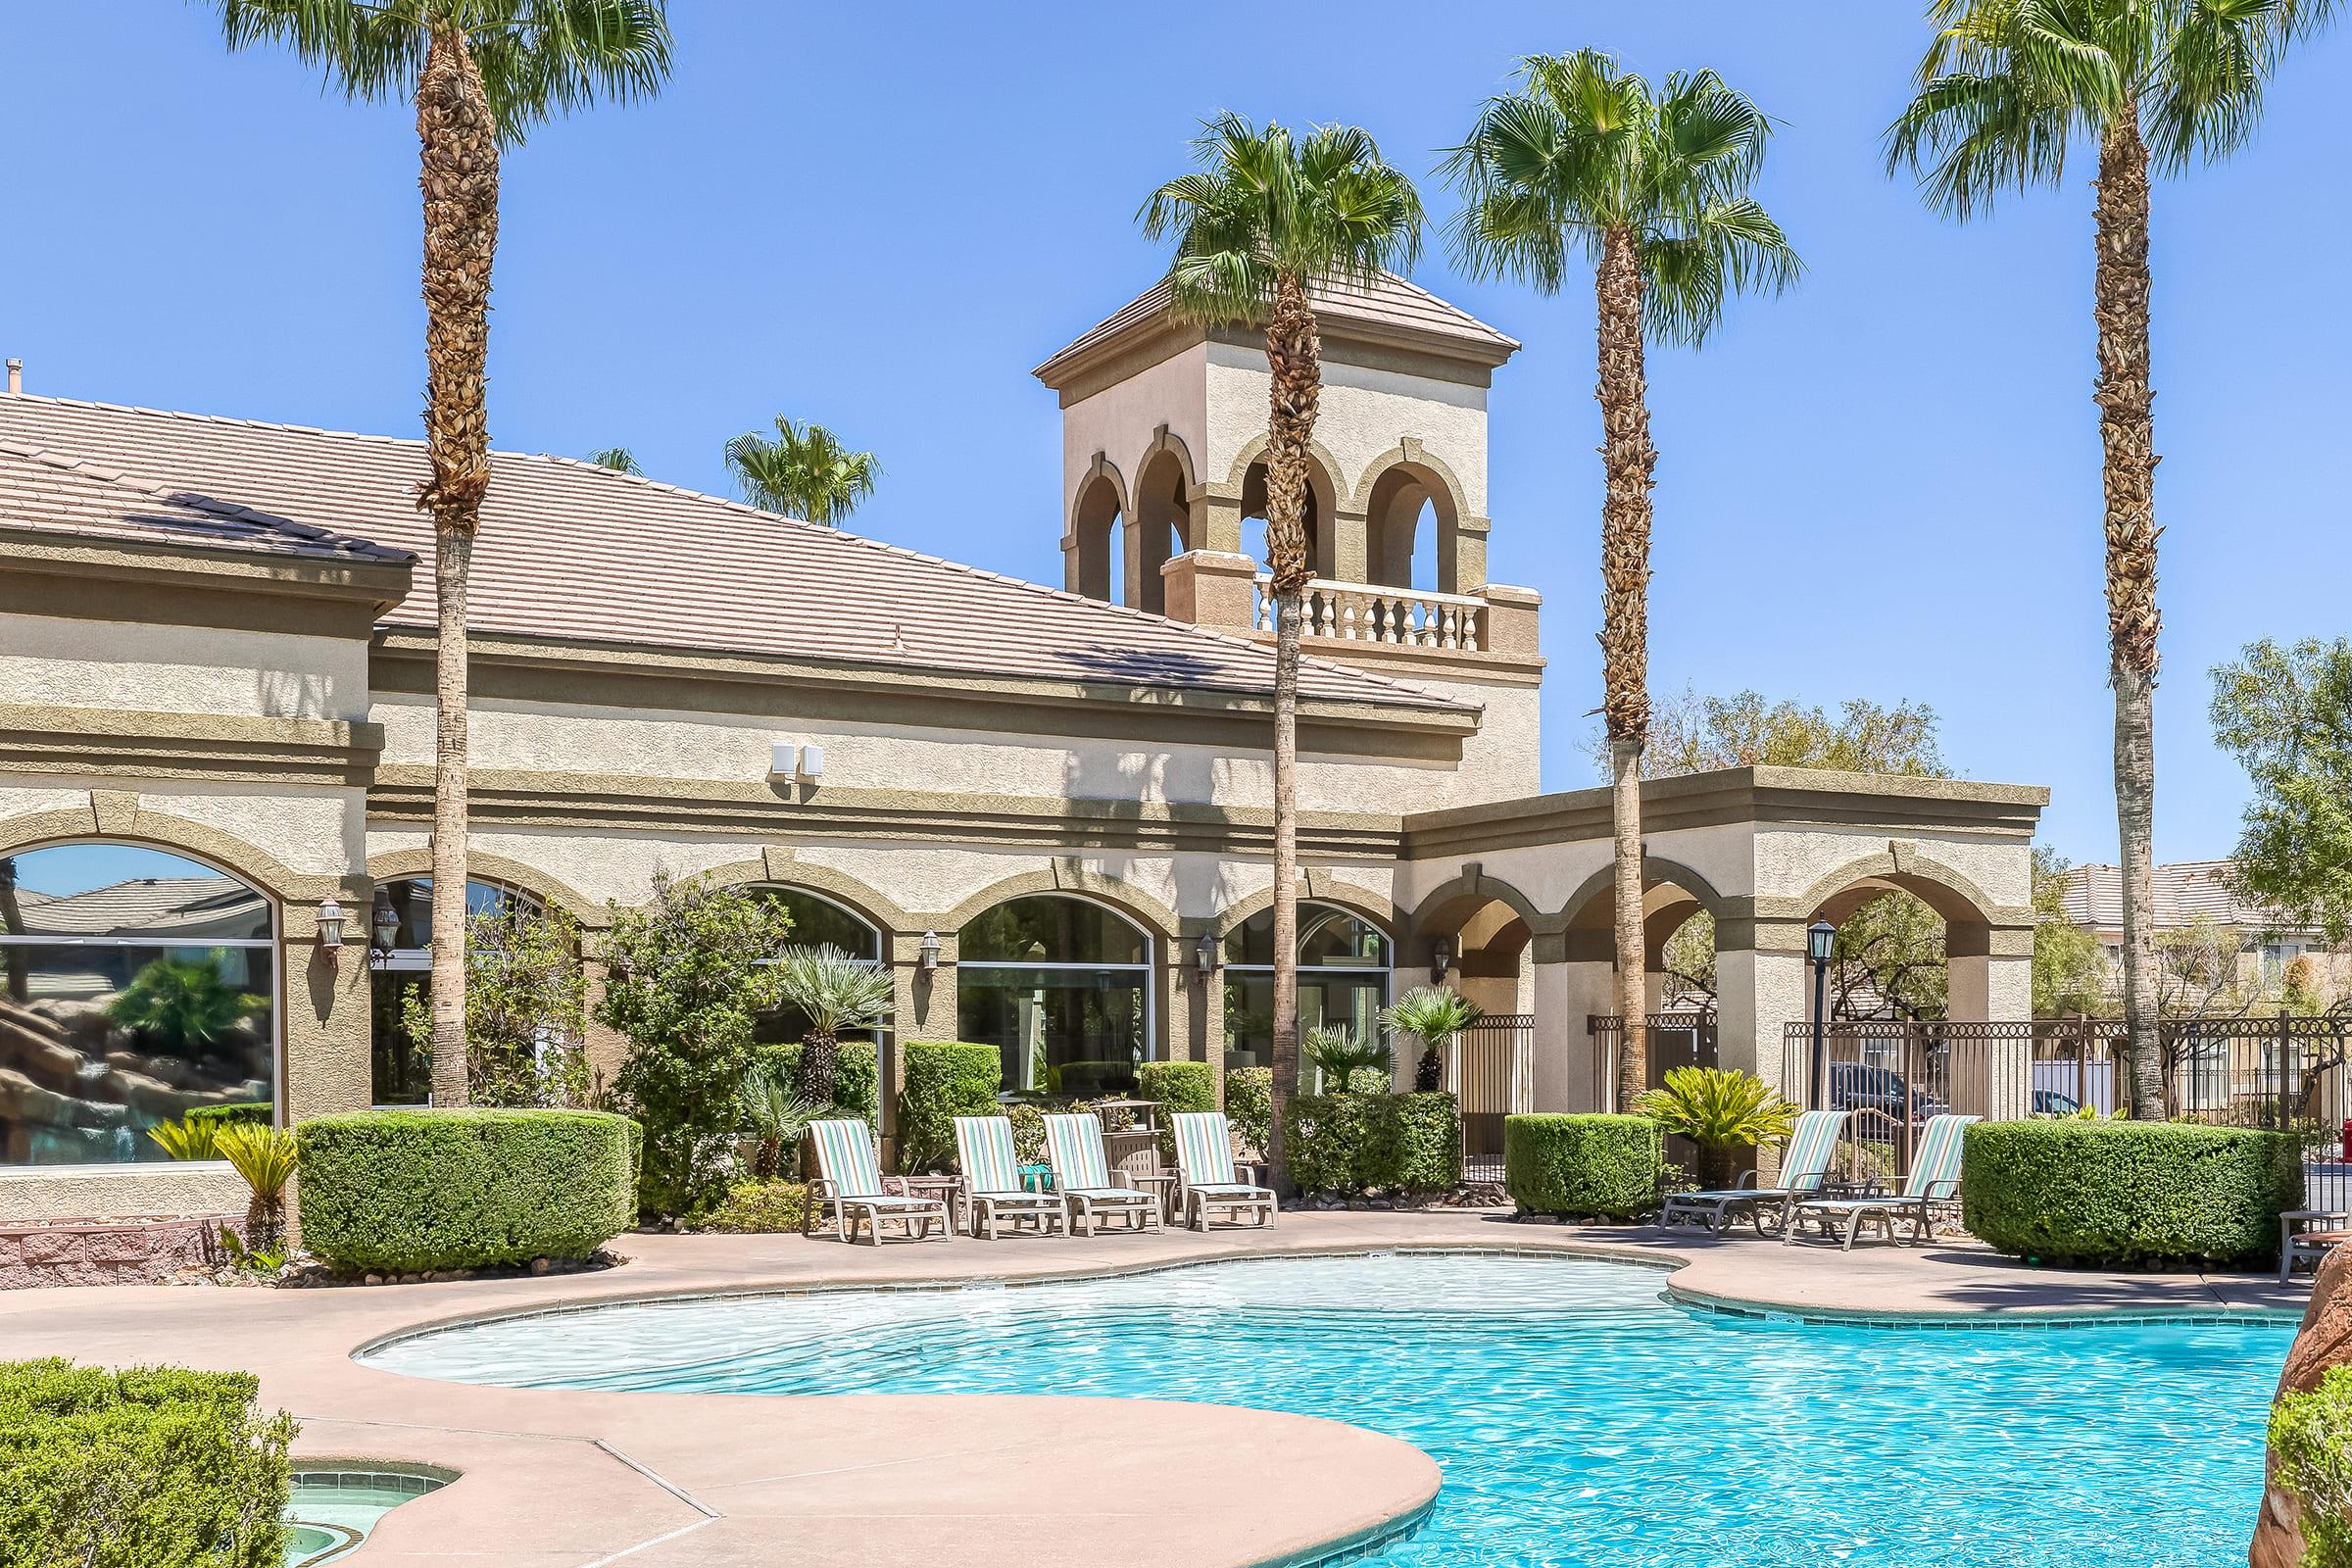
xmin=4 ymin=360 xmax=18 ymax=395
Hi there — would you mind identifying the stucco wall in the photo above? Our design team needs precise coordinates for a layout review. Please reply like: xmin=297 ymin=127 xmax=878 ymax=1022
xmin=1059 ymin=344 xmax=1211 ymax=525
xmin=1202 ymin=343 xmax=1489 ymax=513
xmin=0 ymin=612 xmax=371 ymax=722
xmin=0 ymin=1162 xmax=246 ymax=1224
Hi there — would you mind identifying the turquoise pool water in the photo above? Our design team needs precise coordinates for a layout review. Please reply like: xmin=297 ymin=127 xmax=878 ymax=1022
xmin=363 ymin=1252 xmax=2289 ymax=1567
xmin=281 ymin=1470 xmax=446 ymax=1566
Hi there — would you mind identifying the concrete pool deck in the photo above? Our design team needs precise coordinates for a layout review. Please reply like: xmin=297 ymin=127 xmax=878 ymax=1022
xmin=0 ymin=1210 xmax=2305 ymax=1566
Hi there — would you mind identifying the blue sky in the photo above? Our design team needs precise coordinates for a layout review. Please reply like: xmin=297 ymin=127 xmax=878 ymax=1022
xmin=6 ymin=5 xmax=2346 ymax=867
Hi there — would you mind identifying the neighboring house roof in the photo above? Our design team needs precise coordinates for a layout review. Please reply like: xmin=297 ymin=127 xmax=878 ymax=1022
xmin=0 ymin=439 xmax=408 ymax=565
xmin=9 ymin=877 xmax=271 ymax=942
xmin=0 ymin=394 xmax=1463 ymax=713
xmin=1034 ymin=269 xmax=1520 ymax=385
xmin=2061 ymin=859 xmax=2306 ymax=934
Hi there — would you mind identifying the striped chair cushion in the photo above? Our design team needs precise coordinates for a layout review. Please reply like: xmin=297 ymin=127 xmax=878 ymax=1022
xmin=1904 ymin=1114 xmax=1980 ymax=1199
xmin=809 ymin=1118 xmax=884 ymax=1199
xmin=1043 ymin=1112 xmax=1112 ymax=1191
xmin=1172 ymin=1111 xmax=1238 ymax=1186
xmin=1781 ymin=1109 xmax=1849 ymax=1193
xmin=956 ymin=1115 xmax=1024 ymax=1196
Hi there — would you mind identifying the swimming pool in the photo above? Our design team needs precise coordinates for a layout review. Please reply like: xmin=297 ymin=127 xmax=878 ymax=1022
xmin=363 ymin=1251 xmax=2288 ymax=1567
xmin=281 ymin=1468 xmax=448 ymax=1566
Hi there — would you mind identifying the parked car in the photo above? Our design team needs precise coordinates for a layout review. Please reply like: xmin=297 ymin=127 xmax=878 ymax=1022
xmin=2033 ymin=1089 xmax=2082 ymax=1116
xmin=1827 ymin=1061 xmax=1947 ymax=1125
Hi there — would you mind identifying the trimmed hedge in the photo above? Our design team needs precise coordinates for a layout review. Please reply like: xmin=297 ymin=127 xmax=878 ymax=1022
xmin=1961 ymin=1119 xmax=2303 ymax=1267
xmin=0 ymin=1359 xmax=293 ymax=1567
xmin=1226 ymin=1066 xmax=1273 ymax=1157
xmin=1282 ymin=1092 xmax=1464 ymax=1198
xmin=2274 ymin=1364 xmax=2352 ymax=1568
xmin=188 ymin=1101 xmax=272 ymax=1127
xmin=899 ymin=1042 xmax=1003 ymax=1171
xmin=296 ymin=1108 xmax=638 ymax=1273
xmin=1137 ymin=1060 xmax=1216 ymax=1115
xmin=762 ymin=1040 xmax=878 ymax=1123
xmin=1503 ymin=1114 xmax=1663 ymax=1220
xmin=693 ymin=1179 xmax=810 ymax=1234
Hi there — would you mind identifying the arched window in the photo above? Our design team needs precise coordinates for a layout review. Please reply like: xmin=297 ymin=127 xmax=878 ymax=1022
xmin=747 ymin=885 xmax=884 ymax=1046
xmin=0 ymin=843 xmax=276 ymax=1165
xmin=1222 ymin=903 xmax=1392 ymax=1079
xmin=368 ymin=876 xmax=539 ymax=1105
xmin=956 ymin=895 xmax=1152 ymax=1098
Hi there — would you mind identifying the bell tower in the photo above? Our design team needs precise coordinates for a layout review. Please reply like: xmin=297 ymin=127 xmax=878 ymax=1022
xmin=1032 ymin=270 xmax=1539 ymax=667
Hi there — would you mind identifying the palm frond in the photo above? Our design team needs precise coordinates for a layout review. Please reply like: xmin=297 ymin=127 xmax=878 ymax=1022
xmin=725 ymin=417 xmax=880 ymax=526
xmin=773 ymin=945 xmax=896 ymax=1037
xmin=586 ymin=445 xmax=640 ymax=474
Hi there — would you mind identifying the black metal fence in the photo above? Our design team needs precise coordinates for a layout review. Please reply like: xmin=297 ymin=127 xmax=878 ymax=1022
xmin=1589 ymin=1012 xmax=1720 ymax=1110
xmin=1456 ymin=1013 xmax=1533 ymax=1182
xmin=1779 ymin=1016 xmax=2352 ymax=1208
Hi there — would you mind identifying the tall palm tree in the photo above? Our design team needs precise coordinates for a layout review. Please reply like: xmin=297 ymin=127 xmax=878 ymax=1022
xmin=218 ymin=1 xmax=671 ymax=1106
xmin=1140 ymin=115 xmax=1424 ymax=1189
xmin=1448 ymin=52 xmax=1797 ymax=1109
xmin=1887 ymin=0 xmax=2334 ymax=1115
xmin=724 ymin=418 xmax=881 ymax=526
xmin=587 ymin=445 xmax=642 ymax=474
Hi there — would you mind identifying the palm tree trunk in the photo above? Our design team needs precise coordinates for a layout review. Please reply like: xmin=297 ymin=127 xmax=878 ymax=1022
xmin=1261 ymin=270 xmax=1321 ymax=1195
xmin=417 ymin=27 xmax=499 ymax=1109
xmin=2094 ymin=106 xmax=2164 ymax=1118
xmin=1596 ymin=226 xmax=1656 ymax=1111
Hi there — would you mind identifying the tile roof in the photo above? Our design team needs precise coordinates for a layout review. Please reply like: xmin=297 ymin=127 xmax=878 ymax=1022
xmin=2060 ymin=859 xmax=2305 ymax=933
xmin=11 ymin=877 xmax=272 ymax=942
xmin=1034 ymin=270 xmax=1519 ymax=384
xmin=0 ymin=394 xmax=1463 ymax=713
xmin=0 ymin=439 xmax=409 ymax=564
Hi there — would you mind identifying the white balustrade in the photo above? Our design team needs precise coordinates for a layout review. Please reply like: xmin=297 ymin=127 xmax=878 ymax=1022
xmin=1252 ymin=575 xmax=1486 ymax=652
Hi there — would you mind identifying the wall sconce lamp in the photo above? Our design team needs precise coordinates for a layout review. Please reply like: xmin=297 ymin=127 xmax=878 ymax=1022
xmin=916 ymin=930 xmax=941 ymax=972
xmin=1195 ymin=933 xmax=1218 ymax=979
xmin=369 ymin=887 xmax=401 ymax=965
xmin=1430 ymin=938 xmax=1453 ymax=984
xmin=316 ymin=896 xmax=347 ymax=964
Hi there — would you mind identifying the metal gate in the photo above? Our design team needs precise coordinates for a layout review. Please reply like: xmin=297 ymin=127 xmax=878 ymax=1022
xmin=1587 ymin=1012 xmax=1719 ymax=1111
xmin=1454 ymin=1013 xmax=1533 ymax=1181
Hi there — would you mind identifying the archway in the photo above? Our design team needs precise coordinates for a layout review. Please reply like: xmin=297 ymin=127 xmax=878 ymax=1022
xmin=956 ymin=894 xmax=1153 ymax=1098
xmin=1220 ymin=902 xmax=1392 ymax=1087
xmin=1561 ymin=858 xmax=1730 ymax=1102
xmin=0 ymin=841 xmax=278 ymax=1162
xmin=1239 ymin=456 xmax=1339 ymax=583
xmin=749 ymin=884 xmax=885 ymax=1048
xmin=1072 ymin=470 xmax=1125 ymax=605
xmin=1130 ymin=446 xmax=1193 ymax=615
xmin=368 ymin=875 xmax=543 ymax=1105
xmin=1363 ymin=461 xmax=1457 ymax=593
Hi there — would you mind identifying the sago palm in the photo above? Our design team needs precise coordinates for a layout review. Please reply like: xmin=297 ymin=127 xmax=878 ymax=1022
xmin=1380 ymin=985 xmax=1484 ymax=1093
xmin=1448 ymin=52 xmax=1797 ymax=1111
xmin=725 ymin=418 xmax=881 ymax=526
xmin=217 ymin=0 xmax=671 ymax=1106
xmin=1635 ymin=1065 xmax=1796 ymax=1189
xmin=775 ymin=944 xmax=895 ymax=1108
xmin=215 ymin=1122 xmax=302 ymax=1254
xmin=1140 ymin=114 xmax=1423 ymax=1193
xmin=1303 ymin=1026 xmax=1396 ymax=1096
xmin=1886 ymin=0 xmax=2334 ymax=1115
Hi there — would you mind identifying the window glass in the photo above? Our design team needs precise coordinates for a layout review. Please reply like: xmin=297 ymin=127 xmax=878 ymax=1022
xmin=751 ymin=886 xmax=884 ymax=1045
xmin=960 ymin=896 xmax=1147 ymax=966
xmin=1219 ymin=903 xmax=1390 ymax=1079
xmin=368 ymin=877 xmax=539 ymax=1104
xmin=0 ymin=844 xmax=275 ymax=1164
xmin=956 ymin=897 xmax=1152 ymax=1095
xmin=1222 ymin=904 xmax=1390 ymax=968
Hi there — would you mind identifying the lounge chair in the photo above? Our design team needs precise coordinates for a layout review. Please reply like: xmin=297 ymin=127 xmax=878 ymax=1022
xmin=803 ymin=1118 xmax=950 ymax=1245
xmin=1042 ymin=1112 xmax=1162 ymax=1236
xmin=953 ymin=1115 xmax=1068 ymax=1240
xmin=1169 ymin=1110 xmax=1275 ymax=1230
xmin=2280 ymin=1209 xmax=2352 ymax=1285
xmin=1659 ymin=1109 xmax=1849 ymax=1237
xmin=1784 ymin=1112 xmax=1980 ymax=1251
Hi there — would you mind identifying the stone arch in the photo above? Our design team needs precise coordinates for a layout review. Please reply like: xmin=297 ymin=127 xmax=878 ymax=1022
xmin=1560 ymin=856 xmax=1731 ymax=932
xmin=1129 ymin=435 xmax=1197 ymax=615
xmin=1349 ymin=444 xmax=1473 ymax=594
xmin=1225 ymin=433 xmax=1346 ymax=582
xmin=935 ymin=865 xmax=1182 ymax=953
xmin=684 ymin=853 xmax=914 ymax=936
xmin=0 ymin=802 xmax=318 ymax=913
xmin=1069 ymin=458 xmax=1129 ymax=604
xmin=1405 ymin=867 xmax=1547 ymax=939
xmin=363 ymin=847 xmax=605 ymax=929
xmin=1209 ymin=877 xmax=1396 ymax=944
xmin=1788 ymin=848 xmax=2000 ymax=933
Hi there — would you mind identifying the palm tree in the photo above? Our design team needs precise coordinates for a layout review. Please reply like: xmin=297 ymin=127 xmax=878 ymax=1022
xmin=724 ymin=418 xmax=881 ymax=525
xmin=1380 ymin=985 xmax=1485 ymax=1093
xmin=775 ymin=944 xmax=896 ymax=1108
xmin=1886 ymin=0 xmax=2335 ymax=1115
xmin=587 ymin=446 xmax=642 ymax=474
xmin=218 ymin=1 xmax=671 ymax=1106
xmin=1140 ymin=114 xmax=1423 ymax=1192
xmin=1448 ymin=53 xmax=1797 ymax=1110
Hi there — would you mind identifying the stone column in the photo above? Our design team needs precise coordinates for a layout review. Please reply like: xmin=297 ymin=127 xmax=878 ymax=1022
xmin=1531 ymin=929 xmax=1616 ymax=1112
xmin=1715 ymin=918 xmax=1812 ymax=1102
xmin=1327 ymin=508 xmax=1368 ymax=583
xmin=281 ymin=880 xmax=375 ymax=1123
xmin=1160 ymin=551 xmax=1260 ymax=631
xmin=1949 ymin=921 xmax=2036 ymax=1120
xmin=886 ymin=929 xmax=957 ymax=1170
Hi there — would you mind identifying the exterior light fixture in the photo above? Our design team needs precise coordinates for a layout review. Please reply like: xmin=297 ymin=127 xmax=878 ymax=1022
xmin=1806 ymin=920 xmax=1837 ymax=965
xmin=369 ymin=887 xmax=401 ymax=963
xmin=1806 ymin=919 xmax=1838 ymax=1110
xmin=1195 ymin=933 xmax=1217 ymax=978
xmin=916 ymin=929 xmax=941 ymax=972
xmin=316 ymin=896 xmax=347 ymax=962
xmin=1431 ymin=938 xmax=1452 ymax=984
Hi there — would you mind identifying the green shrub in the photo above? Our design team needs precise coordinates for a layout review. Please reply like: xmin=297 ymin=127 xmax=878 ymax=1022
xmin=762 ymin=1039 xmax=880 ymax=1123
xmin=2275 ymin=1364 xmax=2352 ymax=1568
xmin=1960 ymin=1119 xmax=2302 ymax=1267
xmin=692 ymin=1179 xmax=811 ymax=1234
xmin=296 ymin=1108 xmax=637 ymax=1273
xmin=899 ymin=1043 xmax=1002 ymax=1171
xmin=187 ymin=1102 xmax=272 ymax=1127
xmin=1284 ymin=1094 xmax=1375 ymax=1196
xmin=1503 ymin=1114 xmax=1663 ymax=1220
xmin=1225 ymin=1066 xmax=1273 ymax=1156
xmin=1374 ymin=1093 xmax=1463 ymax=1195
xmin=0 ymin=1359 xmax=293 ymax=1567
xmin=1137 ymin=1060 xmax=1215 ymax=1114
xmin=1005 ymin=1102 xmax=1049 ymax=1166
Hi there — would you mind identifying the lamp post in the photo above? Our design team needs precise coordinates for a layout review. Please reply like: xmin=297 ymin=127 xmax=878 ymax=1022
xmin=1806 ymin=920 xmax=1837 ymax=1109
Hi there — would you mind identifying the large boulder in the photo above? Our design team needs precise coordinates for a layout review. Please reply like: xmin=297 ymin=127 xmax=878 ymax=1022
xmin=2257 ymin=1246 xmax=2352 ymax=1567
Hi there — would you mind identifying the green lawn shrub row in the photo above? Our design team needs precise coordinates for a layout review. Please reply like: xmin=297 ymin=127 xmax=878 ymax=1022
xmin=0 ymin=1359 xmax=293 ymax=1568
xmin=1961 ymin=1119 xmax=2302 ymax=1267
xmin=1283 ymin=1092 xmax=1462 ymax=1198
xmin=1136 ymin=1060 xmax=1216 ymax=1115
xmin=295 ymin=1108 xmax=638 ymax=1272
xmin=1503 ymin=1114 xmax=1664 ymax=1220
xmin=897 ymin=1043 xmax=1003 ymax=1171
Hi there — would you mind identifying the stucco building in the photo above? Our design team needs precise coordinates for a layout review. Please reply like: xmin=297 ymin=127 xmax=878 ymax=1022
xmin=0 ymin=273 xmax=2044 ymax=1221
